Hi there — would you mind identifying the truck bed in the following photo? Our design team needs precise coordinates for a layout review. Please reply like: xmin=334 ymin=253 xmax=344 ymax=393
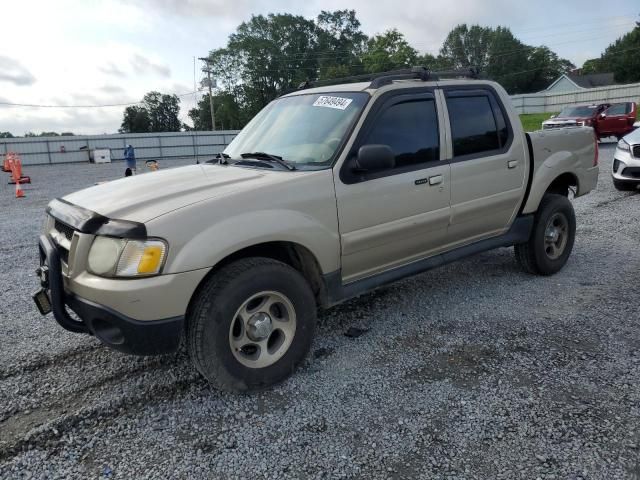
xmin=522 ymin=126 xmax=599 ymax=213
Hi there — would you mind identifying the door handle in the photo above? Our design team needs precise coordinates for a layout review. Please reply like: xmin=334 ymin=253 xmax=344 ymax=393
xmin=428 ymin=175 xmax=443 ymax=185
xmin=508 ymin=160 xmax=518 ymax=169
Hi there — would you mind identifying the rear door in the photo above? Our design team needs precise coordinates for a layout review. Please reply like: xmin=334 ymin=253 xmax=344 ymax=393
xmin=443 ymin=87 xmax=527 ymax=246
xmin=334 ymin=90 xmax=450 ymax=283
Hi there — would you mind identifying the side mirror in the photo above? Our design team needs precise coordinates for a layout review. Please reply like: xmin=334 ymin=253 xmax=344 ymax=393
xmin=355 ymin=145 xmax=395 ymax=172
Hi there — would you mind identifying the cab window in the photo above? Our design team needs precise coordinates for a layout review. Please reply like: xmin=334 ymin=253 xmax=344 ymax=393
xmin=363 ymin=99 xmax=440 ymax=168
xmin=605 ymin=104 xmax=628 ymax=116
xmin=447 ymin=96 xmax=500 ymax=157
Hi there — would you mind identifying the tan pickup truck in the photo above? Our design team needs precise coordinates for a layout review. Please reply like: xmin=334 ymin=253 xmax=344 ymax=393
xmin=34 ymin=68 xmax=599 ymax=391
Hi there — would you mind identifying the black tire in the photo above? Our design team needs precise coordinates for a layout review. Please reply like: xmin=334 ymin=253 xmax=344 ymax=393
xmin=613 ymin=179 xmax=638 ymax=192
xmin=514 ymin=194 xmax=576 ymax=276
xmin=186 ymin=257 xmax=316 ymax=392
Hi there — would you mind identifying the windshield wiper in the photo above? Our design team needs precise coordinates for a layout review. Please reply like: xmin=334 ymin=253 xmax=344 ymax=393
xmin=240 ymin=152 xmax=296 ymax=171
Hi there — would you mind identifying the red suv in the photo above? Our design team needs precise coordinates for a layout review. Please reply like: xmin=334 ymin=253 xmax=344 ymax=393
xmin=542 ymin=102 xmax=637 ymax=140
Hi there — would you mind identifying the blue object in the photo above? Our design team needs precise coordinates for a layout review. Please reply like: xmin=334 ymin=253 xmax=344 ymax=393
xmin=124 ymin=145 xmax=136 ymax=169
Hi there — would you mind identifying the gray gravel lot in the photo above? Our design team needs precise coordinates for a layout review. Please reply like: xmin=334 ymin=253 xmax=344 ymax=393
xmin=1 ymin=147 xmax=639 ymax=479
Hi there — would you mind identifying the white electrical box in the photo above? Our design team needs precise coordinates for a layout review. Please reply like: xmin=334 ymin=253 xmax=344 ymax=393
xmin=91 ymin=149 xmax=111 ymax=164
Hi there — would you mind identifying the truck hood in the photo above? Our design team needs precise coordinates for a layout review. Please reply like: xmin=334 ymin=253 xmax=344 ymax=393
xmin=63 ymin=164 xmax=271 ymax=222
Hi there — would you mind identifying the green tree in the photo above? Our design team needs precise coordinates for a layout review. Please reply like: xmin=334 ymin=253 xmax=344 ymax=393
xmin=227 ymin=13 xmax=320 ymax=113
xmin=520 ymin=46 xmax=575 ymax=92
xmin=0 ymin=131 xmax=14 ymax=138
xmin=316 ymin=10 xmax=367 ymax=79
xmin=188 ymin=93 xmax=243 ymax=131
xmin=362 ymin=29 xmax=418 ymax=73
xmin=119 ymin=93 xmax=181 ymax=133
xmin=440 ymin=24 xmax=494 ymax=69
xmin=439 ymin=24 xmax=574 ymax=93
xmin=142 ymin=92 xmax=181 ymax=132
xmin=587 ymin=24 xmax=640 ymax=83
xmin=416 ymin=53 xmax=450 ymax=71
xmin=119 ymin=105 xmax=151 ymax=133
xmin=580 ymin=58 xmax=602 ymax=74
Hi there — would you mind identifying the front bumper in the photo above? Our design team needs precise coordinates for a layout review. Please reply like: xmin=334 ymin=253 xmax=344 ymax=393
xmin=612 ymin=146 xmax=640 ymax=182
xmin=36 ymin=233 xmax=184 ymax=355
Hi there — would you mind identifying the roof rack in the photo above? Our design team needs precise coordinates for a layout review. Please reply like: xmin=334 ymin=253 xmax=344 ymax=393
xmin=297 ymin=66 xmax=480 ymax=90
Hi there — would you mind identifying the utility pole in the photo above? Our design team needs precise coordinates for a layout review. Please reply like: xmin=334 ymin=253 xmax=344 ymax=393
xmin=198 ymin=57 xmax=216 ymax=131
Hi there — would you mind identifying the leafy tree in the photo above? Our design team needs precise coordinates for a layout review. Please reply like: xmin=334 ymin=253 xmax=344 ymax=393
xmin=518 ymin=46 xmax=575 ymax=92
xmin=0 ymin=131 xmax=14 ymax=138
xmin=416 ymin=53 xmax=450 ymax=71
xmin=189 ymin=12 xmax=579 ymax=128
xmin=580 ymin=58 xmax=602 ymax=74
xmin=119 ymin=93 xmax=180 ymax=133
xmin=440 ymin=24 xmax=494 ymax=69
xmin=142 ymin=92 xmax=181 ymax=132
xmin=439 ymin=24 xmax=574 ymax=93
xmin=120 ymin=105 xmax=151 ymax=133
xmin=39 ymin=131 xmax=60 ymax=137
xmin=316 ymin=10 xmax=367 ymax=79
xmin=362 ymin=29 xmax=418 ymax=73
xmin=585 ymin=24 xmax=640 ymax=83
xmin=188 ymin=93 xmax=244 ymax=131
xmin=227 ymin=13 xmax=320 ymax=115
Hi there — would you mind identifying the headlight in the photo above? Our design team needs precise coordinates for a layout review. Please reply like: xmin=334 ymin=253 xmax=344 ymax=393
xmin=88 ymin=237 xmax=167 ymax=277
xmin=617 ymin=139 xmax=630 ymax=152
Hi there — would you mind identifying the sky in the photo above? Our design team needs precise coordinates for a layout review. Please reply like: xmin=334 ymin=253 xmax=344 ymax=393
xmin=0 ymin=0 xmax=637 ymax=135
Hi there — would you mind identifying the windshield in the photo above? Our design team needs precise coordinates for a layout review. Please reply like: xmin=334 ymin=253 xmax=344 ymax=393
xmin=224 ymin=92 xmax=369 ymax=168
xmin=558 ymin=106 xmax=597 ymax=118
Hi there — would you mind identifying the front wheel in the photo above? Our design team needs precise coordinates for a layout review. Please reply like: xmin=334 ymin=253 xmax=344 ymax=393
xmin=514 ymin=194 xmax=576 ymax=276
xmin=186 ymin=257 xmax=316 ymax=392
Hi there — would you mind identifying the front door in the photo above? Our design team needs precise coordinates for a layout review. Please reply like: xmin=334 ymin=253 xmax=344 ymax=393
xmin=597 ymin=103 xmax=631 ymax=138
xmin=443 ymin=87 xmax=527 ymax=246
xmin=334 ymin=91 xmax=451 ymax=283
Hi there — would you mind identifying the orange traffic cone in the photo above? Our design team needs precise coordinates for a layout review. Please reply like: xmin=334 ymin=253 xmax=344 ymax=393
xmin=15 ymin=180 xmax=24 ymax=198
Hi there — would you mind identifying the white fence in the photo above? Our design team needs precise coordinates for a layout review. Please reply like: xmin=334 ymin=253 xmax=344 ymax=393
xmin=0 ymin=130 xmax=241 ymax=166
xmin=511 ymin=82 xmax=640 ymax=114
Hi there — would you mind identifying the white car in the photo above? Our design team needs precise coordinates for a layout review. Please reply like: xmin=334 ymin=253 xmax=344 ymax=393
xmin=612 ymin=128 xmax=640 ymax=191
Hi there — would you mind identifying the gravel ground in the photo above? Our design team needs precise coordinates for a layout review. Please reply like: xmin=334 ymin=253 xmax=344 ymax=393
xmin=1 ymin=147 xmax=639 ymax=479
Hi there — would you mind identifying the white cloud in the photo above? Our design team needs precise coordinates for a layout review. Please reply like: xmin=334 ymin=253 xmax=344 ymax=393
xmin=0 ymin=0 xmax=636 ymax=134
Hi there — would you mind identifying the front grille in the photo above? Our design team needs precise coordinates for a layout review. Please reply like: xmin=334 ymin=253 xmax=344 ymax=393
xmin=54 ymin=220 xmax=75 ymax=241
xmin=621 ymin=167 xmax=640 ymax=179
xmin=633 ymin=145 xmax=640 ymax=159
xmin=543 ymin=123 xmax=577 ymax=130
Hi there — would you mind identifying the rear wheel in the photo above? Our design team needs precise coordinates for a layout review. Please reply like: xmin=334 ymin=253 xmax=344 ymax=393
xmin=515 ymin=194 xmax=576 ymax=276
xmin=613 ymin=179 xmax=638 ymax=192
xmin=186 ymin=257 xmax=316 ymax=392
